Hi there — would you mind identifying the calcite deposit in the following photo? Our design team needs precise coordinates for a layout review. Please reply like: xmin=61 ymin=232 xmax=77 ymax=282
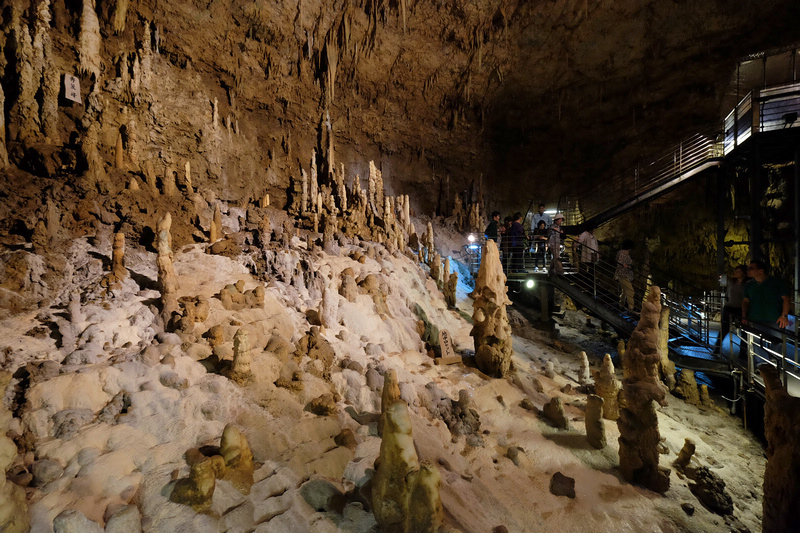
xmin=595 ymin=354 xmax=621 ymax=420
xmin=617 ymin=287 xmax=670 ymax=493
xmin=471 ymin=240 xmax=512 ymax=378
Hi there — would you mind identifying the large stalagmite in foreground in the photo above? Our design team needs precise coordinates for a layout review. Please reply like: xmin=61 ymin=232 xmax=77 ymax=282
xmin=617 ymin=286 xmax=670 ymax=493
xmin=470 ymin=240 xmax=513 ymax=378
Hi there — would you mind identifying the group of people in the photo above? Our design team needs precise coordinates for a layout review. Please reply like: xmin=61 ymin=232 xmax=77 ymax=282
xmin=484 ymin=204 xmax=567 ymax=273
xmin=718 ymin=259 xmax=791 ymax=349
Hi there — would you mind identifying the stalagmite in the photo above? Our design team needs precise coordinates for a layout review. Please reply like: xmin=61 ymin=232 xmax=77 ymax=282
xmin=301 ymin=169 xmax=309 ymax=213
xmin=617 ymin=286 xmax=670 ymax=493
xmin=156 ymin=213 xmax=179 ymax=326
xmin=219 ymin=424 xmax=255 ymax=494
xmin=675 ymin=369 xmax=701 ymax=407
xmin=760 ymin=364 xmax=800 ymax=533
xmin=210 ymin=204 xmax=222 ymax=243
xmin=320 ymin=284 xmax=339 ymax=329
xmin=170 ymin=455 xmax=225 ymax=512
xmin=378 ymin=369 xmax=401 ymax=437
xmin=115 ymin=131 xmax=124 ymax=168
xmin=659 ymin=306 xmax=676 ymax=390
xmin=163 ymin=165 xmax=177 ymax=196
xmin=0 ymin=83 xmax=8 ymax=168
xmin=310 ymin=151 xmax=318 ymax=212
xmin=425 ymin=222 xmax=434 ymax=264
xmin=430 ymin=252 xmax=442 ymax=289
xmin=372 ymin=399 xmax=443 ymax=533
xmin=585 ymin=395 xmax=606 ymax=449
xmin=595 ymin=354 xmax=621 ymax=420
xmin=258 ymin=213 xmax=271 ymax=248
xmin=471 ymin=240 xmax=513 ymax=378
xmin=79 ymin=0 xmax=102 ymax=78
xmin=83 ymin=122 xmax=109 ymax=192
xmin=227 ymin=329 xmax=253 ymax=385
xmin=184 ymin=161 xmax=193 ymax=193
xmin=111 ymin=232 xmax=126 ymax=281
xmin=673 ymin=438 xmax=695 ymax=471
xmin=578 ymin=351 xmax=591 ymax=386
xmin=543 ymin=396 xmax=569 ymax=429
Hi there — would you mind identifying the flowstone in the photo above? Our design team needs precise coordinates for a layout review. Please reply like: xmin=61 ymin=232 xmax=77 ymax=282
xmin=470 ymin=240 xmax=512 ymax=378
xmin=617 ymin=287 xmax=670 ymax=493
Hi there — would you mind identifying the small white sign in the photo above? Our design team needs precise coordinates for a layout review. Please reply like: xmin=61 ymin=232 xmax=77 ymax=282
xmin=64 ymin=74 xmax=82 ymax=104
xmin=438 ymin=329 xmax=455 ymax=359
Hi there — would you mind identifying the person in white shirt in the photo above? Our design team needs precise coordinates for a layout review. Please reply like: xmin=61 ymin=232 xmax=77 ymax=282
xmin=531 ymin=203 xmax=552 ymax=233
xmin=575 ymin=228 xmax=599 ymax=277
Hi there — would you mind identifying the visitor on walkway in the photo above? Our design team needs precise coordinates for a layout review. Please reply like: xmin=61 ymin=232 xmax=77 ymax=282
xmin=531 ymin=203 xmax=552 ymax=234
xmin=575 ymin=228 xmax=599 ymax=277
xmin=509 ymin=212 xmax=525 ymax=272
xmin=532 ymin=220 xmax=548 ymax=270
xmin=500 ymin=216 xmax=512 ymax=272
xmin=614 ymin=240 xmax=635 ymax=311
xmin=742 ymin=260 xmax=790 ymax=330
xmin=717 ymin=264 xmax=748 ymax=350
xmin=548 ymin=213 xmax=565 ymax=274
xmin=485 ymin=211 xmax=501 ymax=242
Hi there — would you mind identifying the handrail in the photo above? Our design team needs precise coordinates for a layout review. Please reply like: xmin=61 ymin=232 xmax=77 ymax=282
xmin=560 ymin=125 xmax=724 ymax=228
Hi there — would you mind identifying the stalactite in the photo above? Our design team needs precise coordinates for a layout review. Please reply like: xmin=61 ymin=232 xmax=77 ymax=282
xmin=310 ymin=151 xmax=318 ymax=212
xmin=0 ymin=81 xmax=8 ymax=168
xmin=79 ymin=0 xmax=102 ymax=78
xmin=184 ymin=161 xmax=193 ymax=194
xmin=11 ymin=24 xmax=39 ymax=142
xmin=113 ymin=0 xmax=129 ymax=35
xmin=301 ymin=169 xmax=309 ymax=213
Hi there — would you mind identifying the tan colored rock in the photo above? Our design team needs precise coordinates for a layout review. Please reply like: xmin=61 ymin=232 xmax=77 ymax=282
xmin=379 ymin=369 xmax=401 ymax=437
xmin=0 ymin=372 xmax=30 ymax=533
xmin=444 ymin=272 xmax=458 ymax=309
xmin=675 ymin=369 xmax=700 ymax=407
xmin=471 ymin=240 xmax=512 ymax=378
xmin=542 ymin=396 xmax=569 ymax=429
xmin=79 ymin=0 xmax=101 ymax=78
xmin=585 ymin=395 xmax=606 ymax=449
xmin=226 ymin=329 xmax=253 ymax=385
xmin=658 ymin=306 xmax=676 ymax=390
xmin=761 ymin=364 xmax=800 ymax=533
xmin=594 ymin=354 xmax=621 ymax=420
xmin=578 ymin=351 xmax=591 ymax=386
xmin=156 ymin=213 xmax=179 ymax=326
xmin=170 ymin=455 xmax=226 ymax=512
xmin=210 ymin=203 xmax=222 ymax=243
xmin=112 ymin=232 xmax=126 ymax=281
xmin=673 ymin=438 xmax=695 ymax=472
xmin=115 ymin=130 xmax=124 ymax=168
xmin=219 ymin=424 xmax=255 ymax=494
xmin=372 ymin=400 xmax=443 ymax=533
xmin=617 ymin=286 xmax=670 ymax=493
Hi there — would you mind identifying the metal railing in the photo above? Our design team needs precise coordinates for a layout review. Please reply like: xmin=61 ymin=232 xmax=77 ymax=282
xmin=561 ymin=126 xmax=724 ymax=227
xmin=727 ymin=321 xmax=800 ymax=398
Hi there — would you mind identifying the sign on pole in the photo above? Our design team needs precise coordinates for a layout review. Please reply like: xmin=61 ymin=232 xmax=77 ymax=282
xmin=64 ymin=74 xmax=82 ymax=104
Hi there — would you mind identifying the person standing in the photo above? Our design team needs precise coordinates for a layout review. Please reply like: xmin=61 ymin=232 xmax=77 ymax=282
xmin=717 ymin=265 xmax=748 ymax=349
xmin=500 ymin=216 xmax=512 ymax=272
xmin=531 ymin=203 xmax=552 ymax=233
xmin=508 ymin=212 xmax=525 ymax=272
xmin=575 ymin=228 xmax=599 ymax=277
xmin=485 ymin=211 xmax=501 ymax=242
xmin=532 ymin=220 xmax=548 ymax=270
xmin=614 ymin=240 xmax=634 ymax=311
xmin=548 ymin=213 xmax=565 ymax=274
xmin=742 ymin=259 xmax=790 ymax=329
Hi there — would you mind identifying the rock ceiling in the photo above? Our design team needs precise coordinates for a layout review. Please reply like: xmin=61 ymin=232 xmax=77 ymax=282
xmin=2 ymin=0 xmax=800 ymax=213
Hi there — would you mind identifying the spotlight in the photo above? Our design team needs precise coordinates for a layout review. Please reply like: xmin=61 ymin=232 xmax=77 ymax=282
xmin=525 ymin=279 xmax=535 ymax=289
xmin=468 ymin=234 xmax=476 ymax=243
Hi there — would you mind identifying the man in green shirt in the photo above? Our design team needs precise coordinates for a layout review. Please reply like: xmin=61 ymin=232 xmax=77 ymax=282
xmin=742 ymin=260 xmax=790 ymax=329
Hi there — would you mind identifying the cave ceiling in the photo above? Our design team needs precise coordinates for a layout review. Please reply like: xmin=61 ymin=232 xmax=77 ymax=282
xmin=2 ymin=0 xmax=800 ymax=214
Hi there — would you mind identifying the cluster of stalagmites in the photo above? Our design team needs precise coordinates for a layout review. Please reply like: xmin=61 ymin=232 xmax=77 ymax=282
xmin=170 ymin=424 xmax=256 ymax=512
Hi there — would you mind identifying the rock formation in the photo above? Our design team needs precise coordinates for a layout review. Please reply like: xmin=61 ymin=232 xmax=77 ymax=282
xmin=444 ymin=271 xmax=458 ymax=309
xmin=542 ymin=396 xmax=569 ymax=429
xmin=585 ymin=395 xmax=606 ymax=449
xmin=156 ymin=213 xmax=179 ymax=326
xmin=578 ymin=351 xmax=591 ymax=386
xmin=219 ymin=424 xmax=255 ymax=494
xmin=0 ymin=372 xmax=29 ymax=533
xmin=471 ymin=240 xmax=513 ymax=378
xmin=658 ymin=306 xmax=676 ymax=390
xmin=226 ymin=328 xmax=253 ymax=385
xmin=617 ymin=286 xmax=670 ymax=493
xmin=111 ymin=232 xmax=126 ymax=281
xmin=761 ymin=364 xmax=800 ymax=533
xmin=210 ymin=204 xmax=222 ymax=243
xmin=379 ymin=369 xmax=401 ymax=437
xmin=170 ymin=455 xmax=226 ymax=512
xmin=674 ymin=369 xmax=701 ymax=407
xmin=594 ymin=354 xmax=621 ymax=420
xmin=372 ymin=400 xmax=443 ymax=533
xmin=673 ymin=438 xmax=696 ymax=472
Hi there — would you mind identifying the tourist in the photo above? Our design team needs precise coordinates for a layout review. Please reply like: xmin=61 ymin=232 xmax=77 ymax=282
xmin=509 ymin=212 xmax=525 ymax=272
xmin=531 ymin=203 xmax=552 ymax=233
xmin=485 ymin=211 xmax=500 ymax=242
xmin=548 ymin=213 xmax=565 ymax=274
xmin=742 ymin=259 xmax=790 ymax=330
xmin=717 ymin=264 xmax=748 ymax=349
xmin=575 ymin=227 xmax=599 ymax=277
xmin=532 ymin=220 xmax=548 ymax=270
xmin=614 ymin=240 xmax=635 ymax=311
